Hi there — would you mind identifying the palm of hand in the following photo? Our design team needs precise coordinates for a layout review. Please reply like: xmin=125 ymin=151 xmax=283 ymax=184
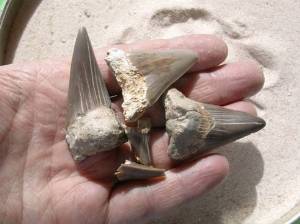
xmin=0 ymin=35 xmax=263 ymax=224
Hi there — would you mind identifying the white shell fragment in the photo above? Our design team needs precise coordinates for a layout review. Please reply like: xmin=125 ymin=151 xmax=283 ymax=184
xmin=105 ymin=48 xmax=198 ymax=122
xmin=164 ymin=88 xmax=266 ymax=160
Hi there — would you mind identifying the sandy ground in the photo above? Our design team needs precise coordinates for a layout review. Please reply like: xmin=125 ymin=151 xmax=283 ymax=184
xmin=5 ymin=0 xmax=300 ymax=223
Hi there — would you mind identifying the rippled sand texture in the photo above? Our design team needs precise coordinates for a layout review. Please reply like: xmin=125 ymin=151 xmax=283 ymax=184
xmin=6 ymin=1 xmax=300 ymax=223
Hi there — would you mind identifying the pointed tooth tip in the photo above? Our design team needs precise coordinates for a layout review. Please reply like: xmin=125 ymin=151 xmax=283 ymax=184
xmin=76 ymin=27 xmax=89 ymax=43
xmin=78 ymin=26 xmax=88 ymax=36
xmin=231 ymin=109 xmax=266 ymax=132
xmin=234 ymin=115 xmax=266 ymax=136
xmin=251 ymin=116 xmax=266 ymax=131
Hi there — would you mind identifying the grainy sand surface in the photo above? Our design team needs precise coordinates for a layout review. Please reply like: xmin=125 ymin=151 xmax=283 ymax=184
xmin=6 ymin=0 xmax=300 ymax=223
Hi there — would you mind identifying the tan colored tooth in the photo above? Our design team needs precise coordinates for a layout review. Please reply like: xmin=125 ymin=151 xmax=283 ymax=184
xmin=127 ymin=118 xmax=152 ymax=166
xmin=115 ymin=160 xmax=165 ymax=182
xmin=105 ymin=48 xmax=198 ymax=122
xmin=164 ymin=88 xmax=266 ymax=160
xmin=65 ymin=27 xmax=127 ymax=161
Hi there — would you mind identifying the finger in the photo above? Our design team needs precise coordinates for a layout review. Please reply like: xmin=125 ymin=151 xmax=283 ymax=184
xmin=108 ymin=154 xmax=229 ymax=224
xmin=175 ymin=60 xmax=264 ymax=105
xmin=113 ymin=60 xmax=263 ymax=127
xmin=150 ymin=100 xmax=258 ymax=169
xmin=95 ymin=34 xmax=228 ymax=94
xmin=224 ymin=100 xmax=257 ymax=116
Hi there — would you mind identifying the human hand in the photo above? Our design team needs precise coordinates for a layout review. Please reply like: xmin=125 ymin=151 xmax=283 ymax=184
xmin=0 ymin=35 xmax=264 ymax=223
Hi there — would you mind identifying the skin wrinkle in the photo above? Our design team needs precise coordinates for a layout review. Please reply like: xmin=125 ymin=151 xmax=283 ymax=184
xmin=142 ymin=186 xmax=156 ymax=222
xmin=40 ymin=148 xmax=69 ymax=223
xmin=34 ymin=88 xmax=65 ymax=223
xmin=190 ymin=71 xmax=227 ymax=103
xmin=1 ymin=107 xmax=32 ymax=223
xmin=49 ymin=151 xmax=58 ymax=224
xmin=0 ymin=67 xmax=51 ymax=223
xmin=23 ymin=71 xmax=67 ymax=223
xmin=0 ymin=74 xmax=22 ymax=143
xmin=31 ymin=74 xmax=66 ymax=143
xmin=45 ymin=169 xmax=82 ymax=223
xmin=50 ymin=179 xmax=91 ymax=210
xmin=37 ymin=67 xmax=68 ymax=95
xmin=48 ymin=172 xmax=110 ymax=223
xmin=5 ymin=100 xmax=35 ymax=223
xmin=39 ymin=192 xmax=57 ymax=224
xmin=48 ymin=144 xmax=77 ymax=180
xmin=21 ymin=76 xmax=39 ymax=224
xmin=172 ymin=172 xmax=189 ymax=203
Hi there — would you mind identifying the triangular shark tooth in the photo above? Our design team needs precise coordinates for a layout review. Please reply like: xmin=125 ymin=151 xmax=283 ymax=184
xmin=115 ymin=160 xmax=165 ymax=182
xmin=126 ymin=118 xmax=152 ymax=166
xmin=105 ymin=48 xmax=198 ymax=122
xmin=164 ymin=88 xmax=266 ymax=160
xmin=65 ymin=27 xmax=127 ymax=161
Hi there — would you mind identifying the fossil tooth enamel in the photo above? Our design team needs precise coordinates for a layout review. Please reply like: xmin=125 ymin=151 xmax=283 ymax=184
xmin=115 ymin=160 xmax=165 ymax=181
xmin=164 ymin=88 xmax=266 ymax=160
xmin=105 ymin=48 xmax=198 ymax=122
xmin=65 ymin=27 xmax=127 ymax=161
xmin=127 ymin=118 xmax=152 ymax=166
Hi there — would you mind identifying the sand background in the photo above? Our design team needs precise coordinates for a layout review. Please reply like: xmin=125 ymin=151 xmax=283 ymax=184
xmin=5 ymin=0 xmax=300 ymax=223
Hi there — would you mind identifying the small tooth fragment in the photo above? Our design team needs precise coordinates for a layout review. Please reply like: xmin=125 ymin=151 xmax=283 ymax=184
xmin=65 ymin=27 xmax=127 ymax=161
xmin=115 ymin=160 xmax=165 ymax=181
xmin=105 ymin=48 xmax=198 ymax=122
xmin=164 ymin=88 xmax=266 ymax=160
xmin=127 ymin=118 xmax=152 ymax=166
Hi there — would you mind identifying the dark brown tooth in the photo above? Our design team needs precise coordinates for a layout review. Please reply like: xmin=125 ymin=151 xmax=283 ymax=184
xmin=164 ymin=88 xmax=266 ymax=161
xmin=65 ymin=27 xmax=127 ymax=161
xmin=115 ymin=160 xmax=165 ymax=182
xmin=105 ymin=48 xmax=198 ymax=122
xmin=127 ymin=118 xmax=152 ymax=166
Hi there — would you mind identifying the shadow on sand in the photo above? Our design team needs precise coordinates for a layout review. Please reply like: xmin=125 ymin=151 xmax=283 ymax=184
xmin=153 ymin=141 xmax=264 ymax=224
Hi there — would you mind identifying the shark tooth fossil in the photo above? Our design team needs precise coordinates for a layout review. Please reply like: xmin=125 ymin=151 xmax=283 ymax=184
xmin=65 ymin=27 xmax=127 ymax=161
xmin=164 ymin=88 xmax=266 ymax=160
xmin=105 ymin=48 xmax=198 ymax=122
xmin=127 ymin=118 xmax=152 ymax=166
xmin=115 ymin=160 xmax=165 ymax=182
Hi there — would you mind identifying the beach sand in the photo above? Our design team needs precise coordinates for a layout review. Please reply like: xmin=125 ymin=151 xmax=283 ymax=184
xmin=5 ymin=0 xmax=300 ymax=223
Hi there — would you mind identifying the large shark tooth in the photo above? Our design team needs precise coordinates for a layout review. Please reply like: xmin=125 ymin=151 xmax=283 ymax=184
xmin=65 ymin=27 xmax=127 ymax=161
xmin=115 ymin=160 xmax=165 ymax=182
xmin=105 ymin=48 xmax=198 ymax=122
xmin=164 ymin=88 xmax=266 ymax=160
xmin=127 ymin=118 xmax=152 ymax=166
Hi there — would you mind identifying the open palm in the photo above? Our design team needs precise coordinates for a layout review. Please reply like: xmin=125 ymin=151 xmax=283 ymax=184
xmin=0 ymin=35 xmax=264 ymax=224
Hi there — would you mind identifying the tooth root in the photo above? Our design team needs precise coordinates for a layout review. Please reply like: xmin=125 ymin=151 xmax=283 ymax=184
xmin=164 ymin=88 xmax=266 ymax=160
xmin=127 ymin=118 xmax=152 ymax=166
xmin=115 ymin=160 xmax=165 ymax=182
xmin=65 ymin=27 xmax=127 ymax=161
xmin=105 ymin=48 xmax=198 ymax=122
